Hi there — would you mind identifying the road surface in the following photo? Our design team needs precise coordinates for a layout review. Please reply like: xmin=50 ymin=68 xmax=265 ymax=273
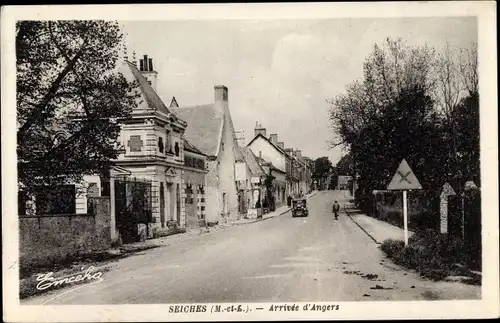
xmin=23 ymin=190 xmax=480 ymax=304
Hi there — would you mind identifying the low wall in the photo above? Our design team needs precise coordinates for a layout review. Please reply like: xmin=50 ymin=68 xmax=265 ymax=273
xmin=19 ymin=197 xmax=112 ymax=269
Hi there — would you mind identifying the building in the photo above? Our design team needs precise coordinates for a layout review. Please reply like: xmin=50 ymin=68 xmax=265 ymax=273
xmin=235 ymin=147 xmax=266 ymax=218
xmin=337 ymin=175 xmax=353 ymax=190
xmin=247 ymin=124 xmax=287 ymax=208
xmin=18 ymin=55 xmax=210 ymax=245
xmin=172 ymin=85 xmax=242 ymax=224
xmin=113 ymin=55 xmax=208 ymax=240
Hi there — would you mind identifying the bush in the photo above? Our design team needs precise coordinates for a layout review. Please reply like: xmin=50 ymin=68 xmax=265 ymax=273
xmin=380 ymin=231 xmax=477 ymax=283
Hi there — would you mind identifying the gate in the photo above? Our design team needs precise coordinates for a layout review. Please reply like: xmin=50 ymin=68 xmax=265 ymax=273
xmin=114 ymin=177 xmax=153 ymax=244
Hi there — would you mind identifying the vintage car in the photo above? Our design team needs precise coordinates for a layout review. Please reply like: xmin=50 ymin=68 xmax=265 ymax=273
xmin=291 ymin=198 xmax=308 ymax=217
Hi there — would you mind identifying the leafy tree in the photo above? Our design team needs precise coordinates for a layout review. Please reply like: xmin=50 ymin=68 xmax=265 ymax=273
xmin=17 ymin=20 xmax=136 ymax=194
xmin=263 ymin=173 xmax=276 ymax=210
xmin=336 ymin=153 xmax=353 ymax=175
xmin=312 ymin=157 xmax=332 ymax=190
xmin=328 ymin=37 xmax=479 ymax=220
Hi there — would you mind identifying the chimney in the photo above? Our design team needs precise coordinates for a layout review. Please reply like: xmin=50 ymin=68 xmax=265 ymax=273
xmin=214 ymin=85 xmax=228 ymax=102
xmin=138 ymin=54 xmax=158 ymax=90
xmin=254 ymin=122 xmax=267 ymax=138
xmin=277 ymin=142 xmax=284 ymax=150
xmin=296 ymin=149 xmax=302 ymax=158
xmin=269 ymin=134 xmax=278 ymax=146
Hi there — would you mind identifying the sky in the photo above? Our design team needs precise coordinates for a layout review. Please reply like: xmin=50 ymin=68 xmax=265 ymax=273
xmin=121 ymin=17 xmax=477 ymax=165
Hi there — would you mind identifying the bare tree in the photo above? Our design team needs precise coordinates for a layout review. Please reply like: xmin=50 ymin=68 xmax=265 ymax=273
xmin=458 ymin=42 xmax=478 ymax=96
xmin=434 ymin=41 xmax=464 ymax=120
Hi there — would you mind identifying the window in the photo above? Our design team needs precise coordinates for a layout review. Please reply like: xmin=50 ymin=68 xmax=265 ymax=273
xmin=186 ymin=184 xmax=194 ymax=204
xmin=128 ymin=135 xmax=143 ymax=152
xmin=165 ymin=130 xmax=172 ymax=154
xmin=158 ymin=137 xmax=164 ymax=153
xmin=147 ymin=80 xmax=152 ymax=85
xmin=174 ymin=142 xmax=180 ymax=157
xmin=35 ymin=185 xmax=76 ymax=215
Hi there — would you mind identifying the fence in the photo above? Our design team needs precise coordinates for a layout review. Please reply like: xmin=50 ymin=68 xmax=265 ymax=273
xmin=113 ymin=177 xmax=153 ymax=244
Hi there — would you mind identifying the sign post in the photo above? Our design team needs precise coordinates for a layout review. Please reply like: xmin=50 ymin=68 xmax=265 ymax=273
xmin=387 ymin=159 xmax=422 ymax=246
xmin=402 ymin=190 xmax=408 ymax=246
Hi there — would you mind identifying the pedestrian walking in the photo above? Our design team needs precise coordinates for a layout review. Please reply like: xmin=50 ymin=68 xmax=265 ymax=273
xmin=332 ymin=200 xmax=340 ymax=220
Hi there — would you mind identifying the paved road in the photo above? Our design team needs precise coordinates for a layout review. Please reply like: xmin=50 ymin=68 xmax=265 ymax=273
xmin=24 ymin=190 xmax=480 ymax=305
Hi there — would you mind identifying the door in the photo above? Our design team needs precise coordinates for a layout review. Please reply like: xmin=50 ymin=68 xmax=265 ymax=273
xmin=160 ymin=182 xmax=165 ymax=227
xmin=167 ymin=183 xmax=174 ymax=221
xmin=176 ymin=183 xmax=181 ymax=223
xmin=185 ymin=185 xmax=198 ymax=230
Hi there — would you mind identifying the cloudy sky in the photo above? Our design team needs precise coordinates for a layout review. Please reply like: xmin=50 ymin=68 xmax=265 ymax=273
xmin=121 ymin=17 xmax=477 ymax=164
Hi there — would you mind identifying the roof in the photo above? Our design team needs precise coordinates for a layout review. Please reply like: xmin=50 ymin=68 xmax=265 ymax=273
xmin=183 ymin=138 xmax=205 ymax=156
xmin=247 ymin=133 xmax=289 ymax=157
xmin=171 ymin=104 xmax=224 ymax=157
xmin=119 ymin=61 xmax=171 ymax=115
xmin=241 ymin=147 xmax=265 ymax=177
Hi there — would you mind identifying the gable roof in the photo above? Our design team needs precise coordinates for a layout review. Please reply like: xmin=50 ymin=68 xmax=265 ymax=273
xmin=171 ymin=104 xmax=224 ymax=157
xmin=247 ymin=132 xmax=288 ymax=156
xmin=241 ymin=147 xmax=265 ymax=177
xmin=120 ymin=61 xmax=171 ymax=115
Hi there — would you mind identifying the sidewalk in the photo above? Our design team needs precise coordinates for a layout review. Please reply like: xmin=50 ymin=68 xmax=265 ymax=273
xmin=113 ymin=191 xmax=319 ymax=249
xmin=344 ymin=207 xmax=414 ymax=244
xmin=230 ymin=190 xmax=318 ymax=226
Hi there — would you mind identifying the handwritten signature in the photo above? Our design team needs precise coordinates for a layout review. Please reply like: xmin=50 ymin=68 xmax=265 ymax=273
xmin=36 ymin=266 xmax=104 ymax=291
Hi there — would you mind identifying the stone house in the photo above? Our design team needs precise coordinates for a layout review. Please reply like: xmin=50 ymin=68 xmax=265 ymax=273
xmin=112 ymin=55 xmax=208 ymax=239
xmin=235 ymin=147 xmax=266 ymax=218
xmin=247 ymin=125 xmax=287 ymax=208
xmin=172 ymin=85 xmax=242 ymax=224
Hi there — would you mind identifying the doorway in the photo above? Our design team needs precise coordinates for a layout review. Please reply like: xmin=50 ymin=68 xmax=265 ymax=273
xmin=160 ymin=182 xmax=165 ymax=227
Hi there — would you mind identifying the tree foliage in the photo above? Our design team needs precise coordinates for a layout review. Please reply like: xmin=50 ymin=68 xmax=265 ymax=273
xmin=329 ymin=37 xmax=479 ymax=211
xmin=312 ymin=157 xmax=333 ymax=190
xmin=17 ymin=20 xmax=137 ymax=193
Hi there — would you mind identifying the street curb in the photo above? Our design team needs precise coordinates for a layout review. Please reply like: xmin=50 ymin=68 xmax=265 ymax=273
xmin=231 ymin=208 xmax=291 ymax=226
xmin=346 ymin=211 xmax=381 ymax=245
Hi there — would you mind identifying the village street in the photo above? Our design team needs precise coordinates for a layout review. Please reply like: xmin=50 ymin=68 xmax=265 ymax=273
xmin=23 ymin=191 xmax=480 ymax=305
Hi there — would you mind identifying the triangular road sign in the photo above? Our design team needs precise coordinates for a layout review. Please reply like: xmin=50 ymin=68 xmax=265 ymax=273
xmin=387 ymin=159 xmax=422 ymax=190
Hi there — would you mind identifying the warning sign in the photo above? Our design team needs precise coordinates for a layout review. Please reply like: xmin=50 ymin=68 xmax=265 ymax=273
xmin=387 ymin=159 xmax=422 ymax=190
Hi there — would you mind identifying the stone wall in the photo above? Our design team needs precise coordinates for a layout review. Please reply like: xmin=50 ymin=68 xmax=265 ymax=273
xmin=19 ymin=197 xmax=112 ymax=269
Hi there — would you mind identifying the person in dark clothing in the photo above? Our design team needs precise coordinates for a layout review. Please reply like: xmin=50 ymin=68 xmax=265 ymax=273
xmin=332 ymin=201 xmax=340 ymax=220
xmin=287 ymin=195 xmax=292 ymax=207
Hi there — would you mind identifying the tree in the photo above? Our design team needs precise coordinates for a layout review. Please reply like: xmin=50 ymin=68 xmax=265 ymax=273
xmin=17 ymin=21 xmax=136 ymax=194
xmin=336 ymin=152 xmax=354 ymax=175
xmin=328 ymin=37 xmax=479 ymax=218
xmin=263 ymin=173 xmax=276 ymax=210
xmin=312 ymin=157 xmax=333 ymax=190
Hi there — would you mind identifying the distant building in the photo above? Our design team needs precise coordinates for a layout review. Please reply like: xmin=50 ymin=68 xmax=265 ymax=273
xmin=337 ymin=175 xmax=353 ymax=190
xmin=247 ymin=125 xmax=287 ymax=207
xmin=235 ymin=147 xmax=266 ymax=218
